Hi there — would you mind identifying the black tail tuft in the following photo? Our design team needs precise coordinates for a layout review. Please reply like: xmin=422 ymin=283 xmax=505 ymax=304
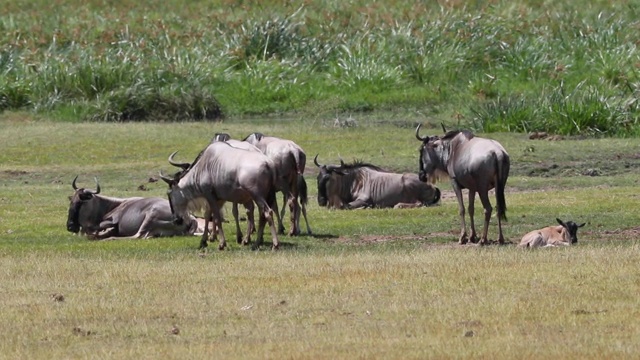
xmin=298 ymin=176 xmax=308 ymax=205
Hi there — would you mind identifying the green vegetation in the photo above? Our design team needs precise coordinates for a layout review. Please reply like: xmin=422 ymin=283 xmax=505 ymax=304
xmin=2 ymin=0 xmax=640 ymax=135
xmin=1 ymin=120 xmax=639 ymax=358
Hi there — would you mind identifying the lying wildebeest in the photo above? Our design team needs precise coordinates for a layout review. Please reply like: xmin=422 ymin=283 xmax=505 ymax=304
xmin=66 ymin=176 xmax=199 ymax=239
xmin=519 ymin=218 xmax=586 ymax=248
xmin=314 ymin=156 xmax=441 ymax=209
xmin=415 ymin=124 xmax=510 ymax=245
xmin=243 ymin=132 xmax=311 ymax=236
xmin=161 ymin=141 xmax=279 ymax=250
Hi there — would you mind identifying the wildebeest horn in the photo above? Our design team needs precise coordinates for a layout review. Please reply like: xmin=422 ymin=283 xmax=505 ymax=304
xmin=168 ymin=151 xmax=190 ymax=170
xmin=72 ymin=175 xmax=100 ymax=194
xmin=415 ymin=124 xmax=427 ymax=141
xmin=441 ymin=123 xmax=447 ymax=133
xmin=339 ymin=158 xmax=345 ymax=167
xmin=314 ymin=154 xmax=322 ymax=168
xmin=93 ymin=177 xmax=101 ymax=194
xmin=159 ymin=170 xmax=175 ymax=185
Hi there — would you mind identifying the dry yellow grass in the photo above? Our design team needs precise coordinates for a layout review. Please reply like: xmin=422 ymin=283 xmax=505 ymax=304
xmin=2 ymin=244 xmax=640 ymax=359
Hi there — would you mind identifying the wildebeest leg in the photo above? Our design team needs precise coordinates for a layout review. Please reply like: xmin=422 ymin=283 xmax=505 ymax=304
xmin=199 ymin=208 xmax=212 ymax=250
xmin=212 ymin=203 xmax=227 ymax=250
xmin=298 ymin=200 xmax=312 ymax=234
xmin=253 ymin=199 xmax=279 ymax=251
xmin=495 ymin=194 xmax=505 ymax=245
xmin=271 ymin=192 xmax=286 ymax=235
xmin=232 ymin=202 xmax=243 ymax=244
xmin=287 ymin=194 xmax=300 ymax=236
xmin=451 ymin=182 xmax=468 ymax=244
xmin=243 ymin=201 xmax=255 ymax=245
xmin=478 ymin=190 xmax=493 ymax=245
xmin=468 ymin=190 xmax=479 ymax=244
xmin=347 ymin=198 xmax=371 ymax=209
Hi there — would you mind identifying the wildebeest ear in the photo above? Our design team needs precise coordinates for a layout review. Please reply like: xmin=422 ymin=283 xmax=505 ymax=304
xmin=578 ymin=223 xmax=586 ymax=228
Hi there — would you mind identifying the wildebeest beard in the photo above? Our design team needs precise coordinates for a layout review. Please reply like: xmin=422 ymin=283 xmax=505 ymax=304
xmin=66 ymin=200 xmax=84 ymax=233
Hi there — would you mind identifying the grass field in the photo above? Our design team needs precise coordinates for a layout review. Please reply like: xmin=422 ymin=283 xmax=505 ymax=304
xmin=2 ymin=0 xmax=640 ymax=135
xmin=1 ymin=118 xmax=639 ymax=359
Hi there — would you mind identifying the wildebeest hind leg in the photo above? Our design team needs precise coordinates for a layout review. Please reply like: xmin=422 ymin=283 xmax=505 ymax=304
xmin=468 ymin=190 xmax=479 ymax=244
xmin=232 ymin=203 xmax=243 ymax=244
xmin=478 ymin=191 xmax=493 ymax=245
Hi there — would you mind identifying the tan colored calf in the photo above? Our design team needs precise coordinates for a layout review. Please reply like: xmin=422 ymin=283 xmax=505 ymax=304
xmin=519 ymin=218 xmax=585 ymax=248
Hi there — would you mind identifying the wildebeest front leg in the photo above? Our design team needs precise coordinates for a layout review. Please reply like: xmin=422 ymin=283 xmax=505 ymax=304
xmin=451 ymin=181 xmax=468 ymax=244
xmin=468 ymin=190 xmax=479 ymax=244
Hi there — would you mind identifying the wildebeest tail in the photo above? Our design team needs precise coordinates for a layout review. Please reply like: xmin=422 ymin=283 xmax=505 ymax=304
xmin=292 ymin=151 xmax=306 ymax=175
xmin=298 ymin=175 xmax=308 ymax=205
xmin=495 ymin=153 xmax=510 ymax=221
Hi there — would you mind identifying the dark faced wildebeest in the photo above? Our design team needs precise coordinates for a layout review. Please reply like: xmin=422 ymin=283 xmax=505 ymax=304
xmin=314 ymin=156 xmax=441 ymax=209
xmin=415 ymin=124 xmax=510 ymax=245
xmin=67 ymin=176 xmax=198 ymax=239
xmin=161 ymin=141 xmax=279 ymax=251
xmin=519 ymin=218 xmax=585 ymax=248
xmin=243 ymin=132 xmax=311 ymax=236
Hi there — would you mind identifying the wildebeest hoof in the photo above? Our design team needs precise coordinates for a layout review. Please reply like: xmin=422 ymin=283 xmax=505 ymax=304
xmin=272 ymin=244 xmax=279 ymax=251
xmin=218 ymin=243 xmax=226 ymax=251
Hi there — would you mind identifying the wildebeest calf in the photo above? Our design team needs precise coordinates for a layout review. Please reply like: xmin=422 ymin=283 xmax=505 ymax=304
xmin=519 ymin=218 xmax=586 ymax=248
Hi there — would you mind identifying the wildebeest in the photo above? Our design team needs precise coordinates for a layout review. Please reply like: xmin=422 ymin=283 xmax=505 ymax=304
xmin=243 ymin=132 xmax=311 ymax=236
xmin=66 ymin=176 xmax=198 ymax=239
xmin=415 ymin=124 xmax=510 ymax=245
xmin=161 ymin=141 xmax=279 ymax=250
xmin=314 ymin=156 xmax=441 ymax=209
xmin=519 ymin=218 xmax=586 ymax=248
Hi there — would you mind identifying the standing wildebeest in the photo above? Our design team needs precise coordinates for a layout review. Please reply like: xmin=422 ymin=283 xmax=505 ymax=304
xmin=314 ymin=156 xmax=441 ymax=209
xmin=243 ymin=132 xmax=311 ymax=236
xmin=161 ymin=141 xmax=279 ymax=250
xmin=415 ymin=124 xmax=510 ymax=245
xmin=519 ymin=218 xmax=585 ymax=248
xmin=67 ymin=176 xmax=198 ymax=239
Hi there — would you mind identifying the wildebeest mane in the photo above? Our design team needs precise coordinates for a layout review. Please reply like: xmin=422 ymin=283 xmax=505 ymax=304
xmin=339 ymin=159 xmax=385 ymax=172
xmin=442 ymin=130 xmax=474 ymax=141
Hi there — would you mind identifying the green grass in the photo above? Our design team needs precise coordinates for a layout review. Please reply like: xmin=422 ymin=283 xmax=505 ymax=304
xmin=1 ymin=119 xmax=639 ymax=358
xmin=2 ymin=0 xmax=640 ymax=135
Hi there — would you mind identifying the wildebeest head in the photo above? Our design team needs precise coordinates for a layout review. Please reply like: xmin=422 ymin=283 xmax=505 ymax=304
xmin=212 ymin=132 xmax=231 ymax=143
xmin=314 ymin=154 xmax=346 ymax=207
xmin=556 ymin=218 xmax=586 ymax=244
xmin=415 ymin=124 xmax=447 ymax=183
xmin=160 ymin=151 xmax=194 ymax=226
xmin=66 ymin=175 xmax=101 ymax=233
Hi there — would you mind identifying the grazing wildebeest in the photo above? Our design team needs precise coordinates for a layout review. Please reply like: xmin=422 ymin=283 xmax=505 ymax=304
xmin=314 ymin=156 xmax=441 ymax=209
xmin=415 ymin=124 xmax=510 ymax=245
xmin=519 ymin=218 xmax=585 ymax=248
xmin=161 ymin=141 xmax=279 ymax=250
xmin=66 ymin=176 xmax=198 ymax=239
xmin=243 ymin=132 xmax=311 ymax=236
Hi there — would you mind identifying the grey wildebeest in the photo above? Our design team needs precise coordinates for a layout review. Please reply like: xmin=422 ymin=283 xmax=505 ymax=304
xmin=66 ymin=176 xmax=198 ymax=239
xmin=243 ymin=132 xmax=311 ymax=236
xmin=314 ymin=156 xmax=441 ymax=209
xmin=415 ymin=124 xmax=510 ymax=245
xmin=519 ymin=218 xmax=585 ymax=248
xmin=161 ymin=141 xmax=279 ymax=250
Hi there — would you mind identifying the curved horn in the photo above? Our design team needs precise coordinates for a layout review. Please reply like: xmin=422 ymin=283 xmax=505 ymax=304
xmin=168 ymin=151 xmax=190 ymax=170
xmin=72 ymin=175 xmax=79 ymax=190
xmin=441 ymin=122 xmax=447 ymax=133
xmin=339 ymin=158 xmax=345 ymax=167
xmin=92 ymin=177 xmax=101 ymax=194
xmin=415 ymin=124 xmax=427 ymax=141
xmin=159 ymin=170 xmax=175 ymax=185
xmin=314 ymin=154 xmax=322 ymax=168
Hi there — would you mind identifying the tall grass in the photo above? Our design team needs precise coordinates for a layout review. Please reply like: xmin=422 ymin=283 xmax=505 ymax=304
xmin=1 ymin=0 xmax=640 ymax=135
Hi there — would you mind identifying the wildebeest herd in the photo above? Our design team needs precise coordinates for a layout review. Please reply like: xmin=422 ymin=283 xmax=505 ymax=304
xmin=66 ymin=126 xmax=585 ymax=250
